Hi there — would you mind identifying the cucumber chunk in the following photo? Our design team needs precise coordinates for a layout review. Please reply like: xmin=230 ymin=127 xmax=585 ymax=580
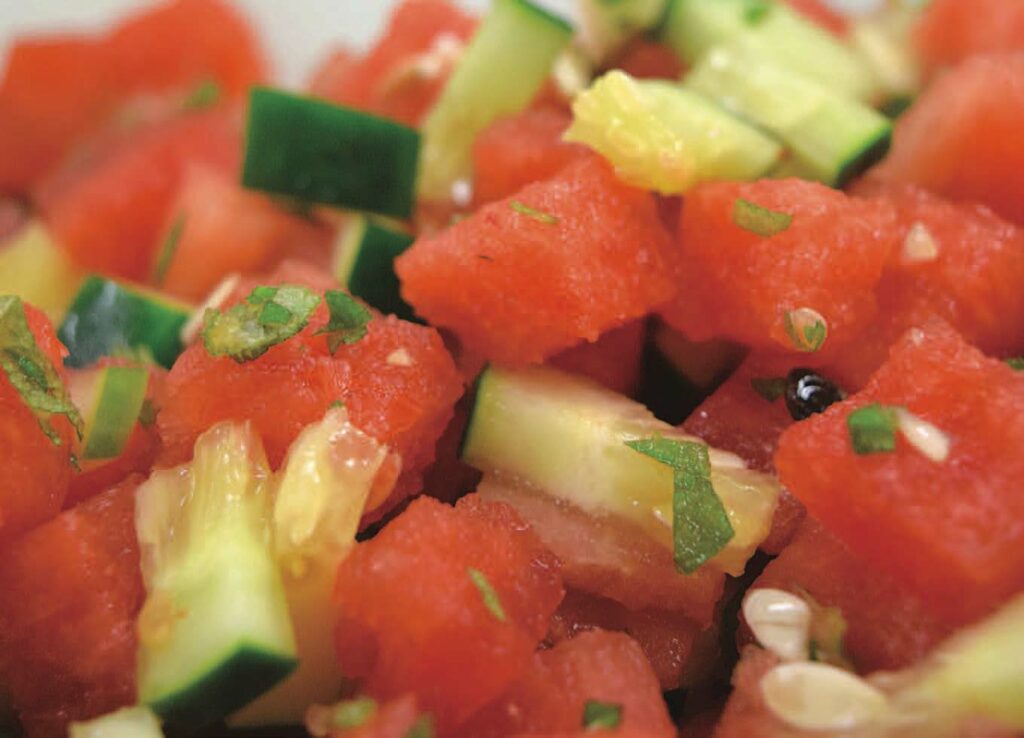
xmin=0 ymin=223 xmax=83 ymax=323
xmin=243 ymin=88 xmax=420 ymax=219
xmin=69 ymin=364 xmax=150 ymax=460
xmin=564 ymin=70 xmax=782 ymax=194
xmin=333 ymin=216 xmax=417 ymax=323
xmin=230 ymin=407 xmax=389 ymax=726
xmin=135 ymin=423 xmax=297 ymax=731
xmin=685 ymin=44 xmax=892 ymax=187
xmin=418 ymin=0 xmax=572 ymax=200
xmin=58 ymin=276 xmax=192 ymax=369
xmin=662 ymin=0 xmax=880 ymax=103
xmin=461 ymin=365 xmax=780 ymax=575
xmin=68 ymin=706 xmax=164 ymax=738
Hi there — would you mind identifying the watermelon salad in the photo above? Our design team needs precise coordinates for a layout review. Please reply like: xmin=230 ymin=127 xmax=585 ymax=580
xmin=2 ymin=0 xmax=1024 ymax=736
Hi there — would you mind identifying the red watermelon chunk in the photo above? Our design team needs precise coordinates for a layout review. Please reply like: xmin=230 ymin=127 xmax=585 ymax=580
xmin=0 ymin=477 xmax=144 ymax=738
xmin=547 ymin=319 xmax=646 ymax=396
xmin=775 ymin=320 xmax=1024 ymax=624
xmin=0 ymin=303 xmax=74 ymax=541
xmin=36 ymin=107 xmax=242 ymax=281
xmin=157 ymin=264 xmax=463 ymax=507
xmin=396 ymin=156 xmax=678 ymax=366
xmin=874 ymin=53 xmax=1024 ymax=227
xmin=311 ymin=694 xmax=425 ymax=738
xmin=157 ymin=166 xmax=332 ymax=301
xmin=711 ymin=646 xmax=788 ymax=738
xmin=914 ymin=0 xmax=1024 ymax=75
xmin=308 ymin=0 xmax=477 ymax=127
xmin=746 ymin=520 xmax=953 ymax=672
xmin=333 ymin=495 xmax=564 ymax=733
xmin=547 ymin=588 xmax=716 ymax=691
xmin=608 ymin=40 xmax=686 ymax=81
xmin=471 ymin=109 xmax=589 ymax=206
xmin=785 ymin=0 xmax=848 ymax=36
xmin=462 ymin=630 xmax=675 ymax=738
xmin=660 ymin=179 xmax=894 ymax=358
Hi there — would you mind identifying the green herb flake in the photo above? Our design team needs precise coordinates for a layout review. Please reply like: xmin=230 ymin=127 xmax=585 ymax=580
xmin=405 ymin=714 xmax=435 ymax=738
xmin=151 ymin=215 xmax=186 ymax=285
xmin=783 ymin=308 xmax=828 ymax=353
xmin=331 ymin=696 xmax=378 ymax=730
xmin=467 ymin=567 xmax=507 ymax=622
xmin=733 ymin=197 xmax=792 ymax=237
xmin=847 ymin=403 xmax=900 ymax=455
xmin=625 ymin=436 xmax=734 ymax=574
xmin=509 ymin=200 xmax=559 ymax=225
xmin=183 ymin=79 xmax=222 ymax=111
xmin=582 ymin=700 xmax=623 ymax=731
xmin=1006 ymin=357 xmax=1024 ymax=371
xmin=316 ymin=290 xmax=372 ymax=354
xmin=750 ymin=377 xmax=787 ymax=402
xmin=743 ymin=0 xmax=774 ymax=24
xmin=0 ymin=295 xmax=84 ymax=446
xmin=202 ymin=284 xmax=320 ymax=363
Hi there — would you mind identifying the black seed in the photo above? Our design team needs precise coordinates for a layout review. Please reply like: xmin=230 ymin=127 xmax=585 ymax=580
xmin=785 ymin=368 xmax=844 ymax=421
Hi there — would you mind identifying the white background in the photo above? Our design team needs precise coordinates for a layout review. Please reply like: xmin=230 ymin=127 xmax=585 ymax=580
xmin=0 ymin=1 xmax=577 ymax=86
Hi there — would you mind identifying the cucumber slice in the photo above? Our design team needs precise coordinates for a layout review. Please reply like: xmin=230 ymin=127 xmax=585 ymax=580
xmin=849 ymin=12 xmax=921 ymax=110
xmin=418 ymin=0 xmax=573 ymax=201
xmin=578 ymin=0 xmax=669 ymax=62
xmin=0 ymin=223 xmax=83 ymax=323
xmin=231 ymin=407 xmax=388 ymax=726
xmin=564 ymin=70 xmax=782 ymax=194
xmin=662 ymin=0 xmax=880 ymax=103
xmin=461 ymin=365 xmax=780 ymax=575
xmin=135 ymin=422 xmax=297 ymax=731
xmin=333 ymin=216 xmax=417 ymax=323
xmin=69 ymin=364 xmax=150 ymax=460
xmin=59 ymin=276 xmax=192 ymax=369
xmin=243 ymin=88 xmax=420 ymax=219
xmin=68 ymin=706 xmax=164 ymax=738
xmin=685 ymin=44 xmax=892 ymax=187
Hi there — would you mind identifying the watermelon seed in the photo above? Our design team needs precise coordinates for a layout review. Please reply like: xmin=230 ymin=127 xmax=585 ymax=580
xmin=761 ymin=662 xmax=889 ymax=731
xmin=742 ymin=588 xmax=811 ymax=662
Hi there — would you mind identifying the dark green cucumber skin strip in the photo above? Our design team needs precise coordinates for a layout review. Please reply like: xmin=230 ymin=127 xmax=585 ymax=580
xmin=834 ymin=128 xmax=892 ymax=189
xmin=243 ymin=88 xmax=420 ymax=219
xmin=149 ymin=647 xmax=296 ymax=733
xmin=508 ymin=0 xmax=573 ymax=33
xmin=58 ymin=276 xmax=187 ymax=369
xmin=347 ymin=222 xmax=417 ymax=323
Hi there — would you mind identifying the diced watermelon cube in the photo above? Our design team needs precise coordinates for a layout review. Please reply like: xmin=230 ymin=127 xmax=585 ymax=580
xmin=333 ymin=495 xmax=564 ymax=733
xmin=914 ymin=0 xmax=1024 ymax=75
xmin=775 ymin=320 xmax=1024 ymax=623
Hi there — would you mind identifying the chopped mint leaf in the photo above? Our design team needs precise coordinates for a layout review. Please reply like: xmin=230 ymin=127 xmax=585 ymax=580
xmin=751 ymin=376 xmax=787 ymax=402
xmin=510 ymin=200 xmax=559 ymax=225
xmin=0 ymin=295 xmax=84 ymax=446
xmin=847 ymin=403 xmax=900 ymax=455
xmin=626 ymin=436 xmax=734 ymax=574
xmin=467 ymin=567 xmax=507 ymax=622
xmin=733 ymin=197 xmax=791 ymax=237
xmin=743 ymin=0 xmax=773 ymax=25
xmin=329 ymin=399 xmax=345 ymax=410
xmin=316 ymin=290 xmax=372 ymax=354
xmin=331 ymin=696 xmax=377 ymax=729
xmin=783 ymin=308 xmax=828 ymax=353
xmin=405 ymin=714 xmax=435 ymax=738
xmin=582 ymin=700 xmax=622 ymax=731
xmin=152 ymin=214 xmax=186 ymax=285
xmin=202 ymin=284 xmax=320 ymax=363
xmin=183 ymin=79 xmax=222 ymax=111
xmin=1006 ymin=357 xmax=1024 ymax=371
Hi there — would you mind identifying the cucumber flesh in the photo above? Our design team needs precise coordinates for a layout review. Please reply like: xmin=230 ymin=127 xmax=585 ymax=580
xmin=0 ymin=223 xmax=83 ymax=323
xmin=135 ymin=422 xmax=297 ymax=731
xmin=68 ymin=706 xmax=164 ymax=738
xmin=59 ymin=276 xmax=192 ymax=369
xmin=333 ymin=216 xmax=417 ymax=323
xmin=69 ymin=365 xmax=150 ymax=461
xmin=564 ymin=70 xmax=782 ymax=194
xmin=243 ymin=88 xmax=420 ymax=219
xmin=231 ymin=408 xmax=388 ymax=726
xmin=685 ymin=44 xmax=892 ymax=187
xmin=418 ymin=0 xmax=572 ymax=201
xmin=461 ymin=365 xmax=780 ymax=575
xmin=662 ymin=0 xmax=880 ymax=103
